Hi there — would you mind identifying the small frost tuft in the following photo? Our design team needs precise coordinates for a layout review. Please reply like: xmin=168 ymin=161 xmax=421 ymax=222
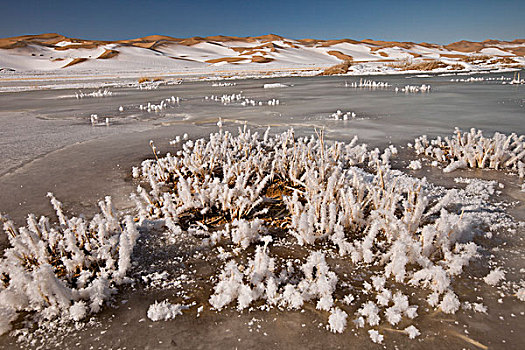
xmin=484 ymin=268 xmax=505 ymax=286
xmin=147 ymin=300 xmax=188 ymax=321
xmin=328 ymin=307 xmax=347 ymax=333
xmin=404 ymin=325 xmax=420 ymax=339
xmin=368 ymin=329 xmax=384 ymax=343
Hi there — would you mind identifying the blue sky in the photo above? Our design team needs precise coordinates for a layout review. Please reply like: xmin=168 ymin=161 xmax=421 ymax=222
xmin=1 ymin=0 xmax=524 ymax=43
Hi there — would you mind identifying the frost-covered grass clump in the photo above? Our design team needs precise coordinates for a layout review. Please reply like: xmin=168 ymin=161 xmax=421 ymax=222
xmin=147 ymin=300 xmax=189 ymax=321
xmin=0 ymin=194 xmax=139 ymax=335
xmin=212 ymin=82 xmax=236 ymax=87
xmin=330 ymin=110 xmax=356 ymax=121
xmin=75 ymin=89 xmax=113 ymax=99
xmin=138 ymin=96 xmax=180 ymax=113
xmin=395 ymin=84 xmax=431 ymax=93
xmin=205 ymin=93 xmax=279 ymax=106
xmin=131 ymin=124 xmax=517 ymax=340
xmin=412 ymin=128 xmax=525 ymax=177
xmin=345 ymin=79 xmax=390 ymax=89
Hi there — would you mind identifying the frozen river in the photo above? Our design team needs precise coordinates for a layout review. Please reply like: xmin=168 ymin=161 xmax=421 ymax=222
xmin=0 ymin=71 xmax=524 ymax=349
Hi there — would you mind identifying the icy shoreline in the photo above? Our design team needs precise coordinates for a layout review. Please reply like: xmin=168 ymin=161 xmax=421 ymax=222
xmin=0 ymin=65 xmax=522 ymax=93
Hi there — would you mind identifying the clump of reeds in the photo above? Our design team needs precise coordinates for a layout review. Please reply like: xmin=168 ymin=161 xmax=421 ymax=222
xmin=460 ymin=55 xmax=492 ymax=63
xmin=319 ymin=60 xmax=352 ymax=76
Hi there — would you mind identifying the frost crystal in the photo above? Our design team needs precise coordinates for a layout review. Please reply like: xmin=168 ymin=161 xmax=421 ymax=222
xmin=368 ymin=329 xmax=384 ymax=343
xmin=517 ymin=288 xmax=525 ymax=301
xmin=408 ymin=160 xmax=422 ymax=170
xmin=404 ymin=325 xmax=420 ymax=339
xmin=328 ymin=307 xmax=348 ymax=333
xmin=147 ymin=300 xmax=188 ymax=321
xmin=439 ymin=291 xmax=460 ymax=314
xmin=484 ymin=268 xmax=506 ymax=286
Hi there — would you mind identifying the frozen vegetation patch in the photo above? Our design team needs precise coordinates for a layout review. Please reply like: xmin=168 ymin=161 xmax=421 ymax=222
xmin=0 ymin=123 xmax=522 ymax=345
xmin=212 ymin=82 xmax=236 ymax=87
xmin=205 ymin=93 xmax=280 ymax=106
xmin=0 ymin=195 xmax=139 ymax=335
xmin=395 ymin=84 xmax=431 ymax=93
xmin=129 ymin=124 xmax=520 ymax=342
xmin=90 ymin=114 xmax=110 ymax=127
xmin=407 ymin=160 xmax=422 ymax=170
xmin=329 ymin=110 xmax=357 ymax=121
xmin=147 ymin=300 xmax=189 ymax=321
xmin=411 ymin=128 xmax=525 ymax=177
xmin=138 ymin=96 xmax=181 ymax=113
xmin=75 ymin=89 xmax=113 ymax=99
xmin=346 ymin=79 xmax=390 ymax=89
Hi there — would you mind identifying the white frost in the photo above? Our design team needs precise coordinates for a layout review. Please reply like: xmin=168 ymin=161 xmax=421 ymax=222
xmin=484 ymin=268 xmax=506 ymax=286
xmin=147 ymin=300 xmax=188 ymax=321
xmin=328 ymin=307 xmax=348 ymax=333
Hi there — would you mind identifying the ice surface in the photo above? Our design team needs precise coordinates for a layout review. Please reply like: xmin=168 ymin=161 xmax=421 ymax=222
xmin=0 ymin=71 xmax=524 ymax=349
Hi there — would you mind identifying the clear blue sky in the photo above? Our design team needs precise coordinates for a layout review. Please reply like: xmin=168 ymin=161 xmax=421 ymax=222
xmin=1 ymin=0 xmax=524 ymax=43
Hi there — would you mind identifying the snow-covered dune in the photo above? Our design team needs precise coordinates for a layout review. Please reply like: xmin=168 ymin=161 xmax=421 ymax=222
xmin=0 ymin=33 xmax=523 ymax=76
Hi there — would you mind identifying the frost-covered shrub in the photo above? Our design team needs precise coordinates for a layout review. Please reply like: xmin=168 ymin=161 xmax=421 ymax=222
xmin=0 ymin=194 xmax=139 ymax=335
xmin=132 ymin=125 xmax=371 ymax=240
xmin=132 ymin=125 xmax=517 ymax=341
xmin=209 ymin=242 xmax=337 ymax=313
xmin=412 ymin=128 xmax=525 ymax=176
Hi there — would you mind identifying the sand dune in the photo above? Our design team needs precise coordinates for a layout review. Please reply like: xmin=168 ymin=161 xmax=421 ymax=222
xmin=0 ymin=33 xmax=523 ymax=74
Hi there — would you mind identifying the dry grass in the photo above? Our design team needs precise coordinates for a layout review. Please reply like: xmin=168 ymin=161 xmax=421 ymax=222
xmin=388 ymin=59 xmax=459 ymax=71
xmin=138 ymin=76 xmax=164 ymax=83
xmin=318 ymin=60 xmax=352 ymax=76
xmin=460 ymin=55 xmax=492 ymax=63
xmin=386 ymin=58 xmax=413 ymax=69
xmin=405 ymin=60 xmax=449 ymax=71
xmin=492 ymin=57 xmax=518 ymax=64
xmin=449 ymin=63 xmax=464 ymax=70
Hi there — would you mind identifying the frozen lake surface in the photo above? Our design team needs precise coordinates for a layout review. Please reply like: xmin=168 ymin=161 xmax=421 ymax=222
xmin=1 ymin=72 xmax=523 ymax=221
xmin=0 ymin=71 xmax=524 ymax=349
